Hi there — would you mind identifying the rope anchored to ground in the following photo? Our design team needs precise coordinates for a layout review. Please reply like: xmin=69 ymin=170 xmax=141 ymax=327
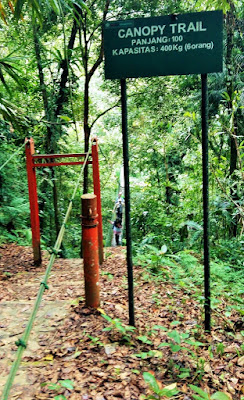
xmin=1 ymin=149 xmax=90 ymax=400
xmin=0 ymin=141 xmax=26 ymax=172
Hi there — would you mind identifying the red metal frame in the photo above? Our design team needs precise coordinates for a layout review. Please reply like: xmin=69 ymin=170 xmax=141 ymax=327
xmin=25 ymin=137 xmax=103 ymax=266
xmin=32 ymin=153 xmax=88 ymax=159
xmin=33 ymin=161 xmax=92 ymax=168
xmin=25 ymin=138 xmax=42 ymax=265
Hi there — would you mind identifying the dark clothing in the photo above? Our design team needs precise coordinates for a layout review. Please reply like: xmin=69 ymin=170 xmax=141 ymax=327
xmin=116 ymin=203 xmax=123 ymax=220
xmin=113 ymin=218 xmax=122 ymax=246
xmin=115 ymin=232 xmax=120 ymax=245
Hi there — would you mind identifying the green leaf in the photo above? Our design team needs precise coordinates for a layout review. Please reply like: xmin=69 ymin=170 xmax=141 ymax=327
xmin=48 ymin=383 xmax=61 ymax=391
xmin=159 ymin=387 xmax=179 ymax=397
xmin=134 ymin=352 xmax=150 ymax=359
xmin=185 ymin=339 xmax=204 ymax=347
xmin=170 ymin=320 xmax=181 ymax=326
xmin=59 ymin=380 xmax=74 ymax=390
xmin=178 ymin=371 xmax=190 ymax=379
xmin=152 ymin=325 xmax=168 ymax=331
xmin=211 ymin=392 xmax=230 ymax=400
xmin=180 ymin=332 xmax=190 ymax=340
xmin=73 ymin=350 xmax=81 ymax=358
xmin=54 ymin=396 xmax=67 ymax=400
xmin=14 ymin=0 xmax=25 ymax=20
xmin=168 ymin=330 xmax=181 ymax=344
xmin=170 ymin=344 xmax=182 ymax=352
xmin=137 ymin=335 xmax=153 ymax=344
xmin=192 ymin=395 xmax=206 ymax=400
xmin=189 ymin=385 xmax=209 ymax=399
xmin=72 ymin=0 xmax=90 ymax=13
xmin=143 ymin=372 xmax=160 ymax=394
xmin=58 ymin=115 xmax=72 ymax=121
xmin=103 ymin=327 xmax=112 ymax=331
xmin=158 ymin=342 xmax=169 ymax=348
xmin=49 ymin=0 xmax=61 ymax=14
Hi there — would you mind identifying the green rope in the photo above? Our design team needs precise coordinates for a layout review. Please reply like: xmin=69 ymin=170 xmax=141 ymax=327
xmin=50 ymin=248 xmax=60 ymax=256
xmin=1 ymin=149 xmax=90 ymax=400
xmin=40 ymin=282 xmax=49 ymax=290
xmin=0 ymin=142 xmax=26 ymax=172
xmin=15 ymin=339 xmax=27 ymax=348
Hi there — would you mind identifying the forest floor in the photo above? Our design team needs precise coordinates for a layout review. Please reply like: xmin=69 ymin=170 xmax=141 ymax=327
xmin=0 ymin=243 xmax=243 ymax=400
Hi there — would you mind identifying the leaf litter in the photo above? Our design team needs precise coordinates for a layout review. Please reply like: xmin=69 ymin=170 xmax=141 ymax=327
xmin=0 ymin=243 xmax=243 ymax=399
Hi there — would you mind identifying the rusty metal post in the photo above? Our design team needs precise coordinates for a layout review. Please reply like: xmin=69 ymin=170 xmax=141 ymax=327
xmin=81 ymin=194 xmax=100 ymax=308
xmin=92 ymin=138 xmax=104 ymax=264
xmin=25 ymin=138 xmax=42 ymax=266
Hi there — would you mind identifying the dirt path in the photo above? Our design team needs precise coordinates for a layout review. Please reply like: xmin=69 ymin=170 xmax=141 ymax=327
xmin=0 ymin=244 xmax=85 ymax=398
xmin=0 ymin=244 xmax=243 ymax=400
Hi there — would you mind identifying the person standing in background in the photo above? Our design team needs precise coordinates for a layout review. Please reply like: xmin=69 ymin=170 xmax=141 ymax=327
xmin=108 ymin=218 xmax=122 ymax=246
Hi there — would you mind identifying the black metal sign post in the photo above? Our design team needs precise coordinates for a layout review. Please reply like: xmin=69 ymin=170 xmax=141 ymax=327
xmin=104 ymin=10 xmax=223 ymax=331
xmin=201 ymin=73 xmax=211 ymax=332
xmin=121 ymin=78 xmax=135 ymax=326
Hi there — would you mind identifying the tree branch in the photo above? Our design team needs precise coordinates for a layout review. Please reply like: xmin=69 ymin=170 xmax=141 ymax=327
xmin=90 ymin=98 xmax=121 ymax=129
xmin=87 ymin=0 xmax=110 ymax=82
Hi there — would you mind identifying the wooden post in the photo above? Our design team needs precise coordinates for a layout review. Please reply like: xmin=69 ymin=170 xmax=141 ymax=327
xmin=25 ymin=138 xmax=42 ymax=265
xmin=81 ymin=194 xmax=100 ymax=308
xmin=92 ymin=138 xmax=104 ymax=264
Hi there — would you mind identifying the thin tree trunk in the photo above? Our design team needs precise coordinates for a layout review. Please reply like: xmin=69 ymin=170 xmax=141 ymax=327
xmin=83 ymin=77 xmax=91 ymax=194
xmin=33 ymin=23 xmax=52 ymax=151
xmin=55 ymin=17 xmax=79 ymax=118
xmin=226 ymin=4 xmax=238 ymax=237
xmin=82 ymin=0 xmax=111 ymax=193
xmin=33 ymin=22 xmax=61 ymax=240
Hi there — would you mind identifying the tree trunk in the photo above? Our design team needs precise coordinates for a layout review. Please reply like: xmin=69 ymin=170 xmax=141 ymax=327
xmin=81 ymin=0 xmax=111 ymax=193
xmin=83 ymin=76 xmax=91 ymax=194
xmin=55 ymin=17 xmax=79 ymax=118
xmin=32 ymin=22 xmax=61 ymax=240
xmin=32 ymin=23 xmax=52 ymax=150
xmin=226 ymin=4 xmax=238 ymax=237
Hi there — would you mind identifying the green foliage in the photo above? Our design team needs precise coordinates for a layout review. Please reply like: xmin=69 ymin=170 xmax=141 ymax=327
xmin=143 ymin=372 xmax=231 ymax=399
xmin=134 ymin=323 xmax=209 ymax=385
xmin=134 ymin=239 xmax=244 ymax=311
xmin=195 ymin=0 xmax=230 ymax=13
xmin=102 ymin=314 xmax=136 ymax=342
xmin=216 ymin=343 xmax=225 ymax=357
xmin=158 ymin=328 xmax=205 ymax=358
xmin=0 ymin=140 xmax=30 ymax=244
xmin=87 ymin=335 xmax=105 ymax=348
xmin=0 ymin=0 xmax=243 ymax=306
xmin=143 ymin=372 xmax=179 ymax=399
xmin=189 ymin=385 xmax=230 ymax=400
xmin=13 ymin=0 xmax=89 ymax=22
xmin=137 ymin=335 xmax=153 ymax=345
xmin=41 ymin=379 xmax=74 ymax=399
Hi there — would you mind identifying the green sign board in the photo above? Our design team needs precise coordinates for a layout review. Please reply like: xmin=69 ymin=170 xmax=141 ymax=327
xmin=104 ymin=10 xmax=223 ymax=79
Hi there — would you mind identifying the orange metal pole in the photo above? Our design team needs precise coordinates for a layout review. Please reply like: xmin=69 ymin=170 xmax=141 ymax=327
xmin=81 ymin=194 xmax=100 ymax=308
xmin=25 ymin=138 xmax=42 ymax=265
xmin=92 ymin=138 xmax=104 ymax=264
